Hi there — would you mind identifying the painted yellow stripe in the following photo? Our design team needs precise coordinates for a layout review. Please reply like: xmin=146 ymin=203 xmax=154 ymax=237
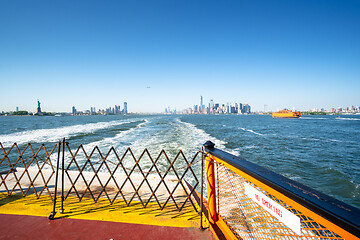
xmin=0 ymin=194 xmax=200 ymax=228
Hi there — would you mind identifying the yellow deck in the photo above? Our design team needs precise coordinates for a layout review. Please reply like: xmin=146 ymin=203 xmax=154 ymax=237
xmin=0 ymin=193 xmax=200 ymax=228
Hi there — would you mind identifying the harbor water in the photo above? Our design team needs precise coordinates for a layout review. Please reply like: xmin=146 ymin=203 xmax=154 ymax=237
xmin=0 ymin=114 xmax=359 ymax=208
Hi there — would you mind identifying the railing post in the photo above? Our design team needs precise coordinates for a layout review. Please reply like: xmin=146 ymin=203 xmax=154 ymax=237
xmin=204 ymin=141 xmax=218 ymax=224
xmin=60 ymin=138 xmax=65 ymax=214
xmin=49 ymin=140 xmax=61 ymax=220
xmin=200 ymin=146 xmax=204 ymax=229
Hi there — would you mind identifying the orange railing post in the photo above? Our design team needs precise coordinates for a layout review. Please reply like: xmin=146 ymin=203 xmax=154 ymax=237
xmin=204 ymin=141 xmax=218 ymax=224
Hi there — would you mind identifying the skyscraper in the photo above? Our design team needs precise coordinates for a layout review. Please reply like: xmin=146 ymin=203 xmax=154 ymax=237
xmin=123 ymin=102 xmax=128 ymax=114
xmin=115 ymin=105 xmax=121 ymax=114
xmin=243 ymin=103 xmax=251 ymax=114
xmin=210 ymin=99 xmax=214 ymax=109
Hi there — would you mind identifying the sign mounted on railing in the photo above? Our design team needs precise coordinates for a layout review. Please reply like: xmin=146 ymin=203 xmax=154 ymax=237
xmin=244 ymin=183 xmax=301 ymax=235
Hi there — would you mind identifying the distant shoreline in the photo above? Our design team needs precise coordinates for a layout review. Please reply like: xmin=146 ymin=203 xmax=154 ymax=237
xmin=1 ymin=112 xmax=360 ymax=117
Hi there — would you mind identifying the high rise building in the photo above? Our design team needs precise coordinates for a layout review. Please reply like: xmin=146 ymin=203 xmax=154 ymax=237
xmin=72 ymin=106 xmax=76 ymax=114
xmin=123 ymin=102 xmax=128 ymax=114
xmin=226 ymin=103 xmax=231 ymax=113
xmin=115 ymin=105 xmax=121 ymax=114
xmin=238 ymin=103 xmax=243 ymax=114
xmin=210 ymin=99 xmax=214 ymax=109
xmin=243 ymin=103 xmax=251 ymax=114
xmin=200 ymin=95 xmax=204 ymax=111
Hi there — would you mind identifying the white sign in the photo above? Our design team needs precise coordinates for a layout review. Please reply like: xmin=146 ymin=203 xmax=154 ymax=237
xmin=244 ymin=183 xmax=301 ymax=235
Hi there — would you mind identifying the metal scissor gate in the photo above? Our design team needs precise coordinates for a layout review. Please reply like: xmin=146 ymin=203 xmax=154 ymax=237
xmin=0 ymin=139 xmax=201 ymax=219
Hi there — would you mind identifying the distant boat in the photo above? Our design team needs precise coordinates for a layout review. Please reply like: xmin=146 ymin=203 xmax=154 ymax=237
xmin=272 ymin=110 xmax=301 ymax=118
xmin=54 ymin=114 xmax=63 ymax=117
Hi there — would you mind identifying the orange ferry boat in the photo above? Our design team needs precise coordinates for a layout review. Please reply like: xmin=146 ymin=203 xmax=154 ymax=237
xmin=272 ymin=109 xmax=302 ymax=118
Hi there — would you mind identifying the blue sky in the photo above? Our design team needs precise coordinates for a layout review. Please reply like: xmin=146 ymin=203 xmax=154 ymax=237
xmin=0 ymin=0 xmax=359 ymax=113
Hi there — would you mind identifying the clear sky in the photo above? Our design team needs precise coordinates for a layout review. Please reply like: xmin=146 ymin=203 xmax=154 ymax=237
xmin=0 ymin=0 xmax=359 ymax=113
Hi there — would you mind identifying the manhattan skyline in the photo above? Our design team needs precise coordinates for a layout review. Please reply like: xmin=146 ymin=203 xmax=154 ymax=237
xmin=0 ymin=1 xmax=359 ymax=113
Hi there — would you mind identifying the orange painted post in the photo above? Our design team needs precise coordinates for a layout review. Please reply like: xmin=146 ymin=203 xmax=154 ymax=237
xmin=206 ymin=156 xmax=218 ymax=224
xmin=204 ymin=141 xmax=218 ymax=224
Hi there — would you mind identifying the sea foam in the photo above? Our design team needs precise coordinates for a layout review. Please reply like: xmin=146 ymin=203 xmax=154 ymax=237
xmin=0 ymin=119 xmax=138 ymax=148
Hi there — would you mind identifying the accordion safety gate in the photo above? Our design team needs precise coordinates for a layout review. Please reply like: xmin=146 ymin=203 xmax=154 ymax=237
xmin=0 ymin=139 xmax=201 ymax=220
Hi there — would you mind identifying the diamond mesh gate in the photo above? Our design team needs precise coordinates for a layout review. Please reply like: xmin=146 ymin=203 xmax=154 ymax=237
xmin=0 ymin=139 xmax=201 ymax=218
xmin=0 ymin=142 xmax=57 ymax=199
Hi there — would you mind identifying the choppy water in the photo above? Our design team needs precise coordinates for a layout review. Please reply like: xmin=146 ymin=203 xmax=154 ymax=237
xmin=0 ymin=114 xmax=359 ymax=208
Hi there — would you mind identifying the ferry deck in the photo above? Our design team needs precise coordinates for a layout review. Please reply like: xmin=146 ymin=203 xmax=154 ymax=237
xmin=0 ymin=140 xmax=359 ymax=239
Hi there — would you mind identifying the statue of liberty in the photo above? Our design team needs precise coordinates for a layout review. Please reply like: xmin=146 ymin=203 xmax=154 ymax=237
xmin=37 ymin=99 xmax=42 ymax=113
